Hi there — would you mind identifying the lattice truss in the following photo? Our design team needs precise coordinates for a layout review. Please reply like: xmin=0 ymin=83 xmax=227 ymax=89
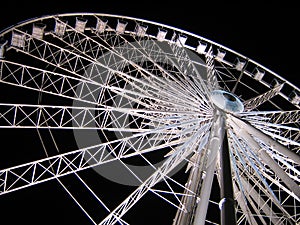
xmin=227 ymin=117 xmax=300 ymax=225
xmin=0 ymin=13 xmax=300 ymax=225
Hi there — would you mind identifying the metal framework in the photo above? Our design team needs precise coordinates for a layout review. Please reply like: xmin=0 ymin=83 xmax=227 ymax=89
xmin=0 ymin=13 xmax=300 ymax=225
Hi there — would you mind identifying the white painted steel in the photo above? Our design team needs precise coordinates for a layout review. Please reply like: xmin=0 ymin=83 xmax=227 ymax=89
xmin=0 ymin=13 xmax=300 ymax=225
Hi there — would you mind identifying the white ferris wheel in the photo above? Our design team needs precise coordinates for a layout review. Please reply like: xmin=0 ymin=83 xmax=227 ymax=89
xmin=0 ymin=13 xmax=300 ymax=225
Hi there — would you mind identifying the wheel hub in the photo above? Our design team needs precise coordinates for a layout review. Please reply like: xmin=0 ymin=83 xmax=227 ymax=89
xmin=210 ymin=90 xmax=244 ymax=113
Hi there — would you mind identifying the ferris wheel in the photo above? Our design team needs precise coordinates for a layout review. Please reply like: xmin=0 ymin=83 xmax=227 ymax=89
xmin=0 ymin=13 xmax=300 ymax=225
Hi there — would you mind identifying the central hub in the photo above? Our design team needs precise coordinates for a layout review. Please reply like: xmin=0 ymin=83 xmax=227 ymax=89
xmin=210 ymin=90 xmax=244 ymax=113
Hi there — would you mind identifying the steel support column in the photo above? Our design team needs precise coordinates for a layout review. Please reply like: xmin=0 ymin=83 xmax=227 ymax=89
xmin=191 ymin=112 xmax=237 ymax=225
xmin=219 ymin=128 xmax=237 ymax=225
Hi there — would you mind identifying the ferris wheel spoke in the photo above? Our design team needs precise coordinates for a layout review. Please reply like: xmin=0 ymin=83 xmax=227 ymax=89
xmin=243 ymin=83 xmax=284 ymax=111
xmin=230 ymin=130 xmax=282 ymax=206
xmin=97 ymin=122 xmax=210 ymax=225
xmin=233 ymin=183 xmax=260 ymax=225
xmin=130 ymin=42 xmax=202 ymax=97
xmin=213 ymin=70 xmax=234 ymax=93
xmin=156 ymin=47 xmax=209 ymax=103
xmin=56 ymin=177 xmax=98 ymax=225
xmin=238 ymin=175 xmax=287 ymax=224
xmin=229 ymin=116 xmax=300 ymax=200
xmin=148 ymin=168 xmax=201 ymax=213
xmin=91 ymin=22 xmax=212 ymax=107
xmin=147 ymin=170 xmax=198 ymax=212
xmin=232 ymin=130 xmax=296 ymax=205
xmin=0 ymin=113 xmax=210 ymax=195
xmin=229 ymin=143 xmax=261 ymax=225
xmin=108 ymin=71 xmax=203 ymax=110
xmin=229 ymin=125 xmax=299 ymax=224
xmin=98 ymin=31 xmax=195 ymax=93
xmin=0 ymin=60 xmax=204 ymax=112
xmin=49 ymin=19 xmax=208 ymax=108
xmin=204 ymin=46 xmax=219 ymax=89
xmin=169 ymin=41 xmax=212 ymax=96
xmin=239 ymin=112 xmax=300 ymax=147
xmin=239 ymin=110 xmax=300 ymax=125
xmin=229 ymin=130 xmax=298 ymax=224
xmin=0 ymin=103 xmax=198 ymax=130
xmin=250 ymin=122 xmax=300 ymax=147
xmin=91 ymin=60 xmax=205 ymax=111
xmin=56 ymin=172 xmax=131 ymax=225
xmin=0 ymin=100 xmax=207 ymax=130
xmin=235 ymin=178 xmax=280 ymax=225
xmin=214 ymin=62 xmax=239 ymax=91
xmin=0 ymin=138 xmax=170 ymax=196
xmin=110 ymin=57 xmax=205 ymax=108
xmin=229 ymin=115 xmax=300 ymax=165
xmin=0 ymin=60 xmax=102 ymax=105
xmin=122 ymin=117 xmax=211 ymax=161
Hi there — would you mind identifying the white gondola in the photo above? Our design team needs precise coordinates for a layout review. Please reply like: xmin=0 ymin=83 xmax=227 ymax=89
xmin=235 ymin=58 xmax=246 ymax=71
xmin=11 ymin=31 xmax=25 ymax=48
xmin=75 ymin=17 xmax=87 ymax=33
xmin=116 ymin=20 xmax=127 ymax=34
xmin=290 ymin=91 xmax=300 ymax=105
xmin=196 ymin=41 xmax=207 ymax=54
xmin=95 ymin=18 xmax=107 ymax=33
xmin=216 ymin=49 xmax=226 ymax=61
xmin=32 ymin=23 xmax=46 ymax=40
xmin=176 ymin=34 xmax=187 ymax=46
xmin=156 ymin=28 xmax=167 ymax=42
xmin=54 ymin=20 xmax=67 ymax=36
xmin=253 ymin=67 xmax=265 ymax=81
xmin=135 ymin=24 xmax=148 ymax=37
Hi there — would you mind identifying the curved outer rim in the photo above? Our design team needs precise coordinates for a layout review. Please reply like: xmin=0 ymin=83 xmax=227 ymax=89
xmin=0 ymin=12 xmax=299 ymax=100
